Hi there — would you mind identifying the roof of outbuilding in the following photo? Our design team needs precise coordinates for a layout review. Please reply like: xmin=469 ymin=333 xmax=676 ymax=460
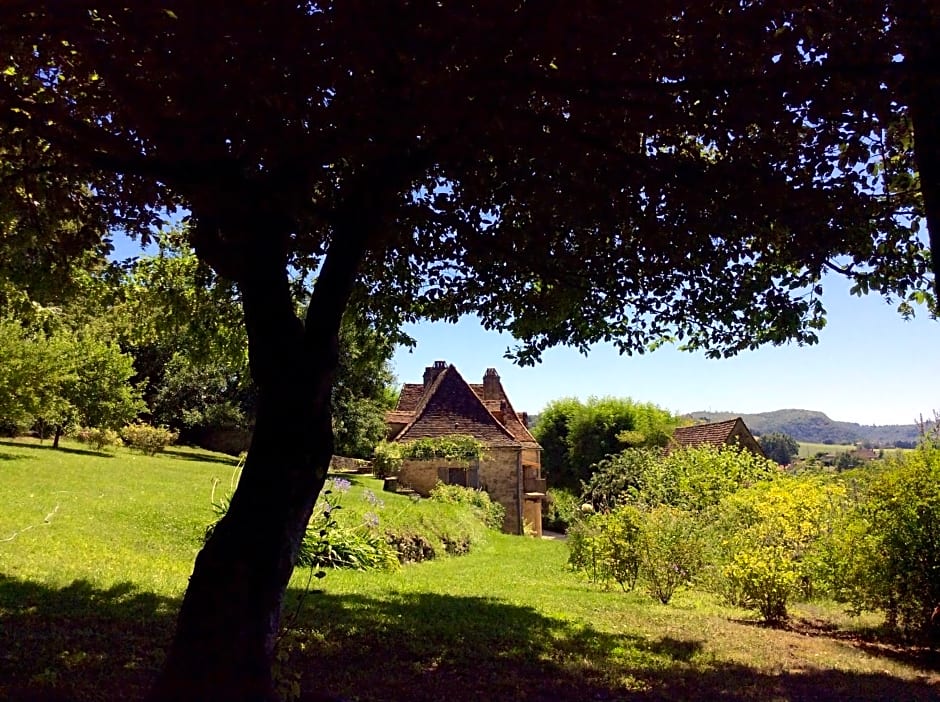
xmin=671 ymin=418 xmax=743 ymax=448
xmin=396 ymin=384 xmax=426 ymax=412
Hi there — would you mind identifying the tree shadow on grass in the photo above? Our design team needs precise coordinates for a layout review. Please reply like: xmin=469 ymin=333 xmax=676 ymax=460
xmin=287 ymin=590 xmax=940 ymax=702
xmin=160 ymin=447 xmax=242 ymax=466
xmin=0 ymin=440 xmax=113 ymax=459
xmin=0 ymin=574 xmax=178 ymax=702
xmin=744 ymin=614 xmax=940 ymax=674
xmin=1 ymin=574 xmax=936 ymax=702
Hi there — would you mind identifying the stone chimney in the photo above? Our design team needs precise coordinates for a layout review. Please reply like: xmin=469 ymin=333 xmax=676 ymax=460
xmin=423 ymin=360 xmax=447 ymax=387
xmin=483 ymin=367 xmax=500 ymax=401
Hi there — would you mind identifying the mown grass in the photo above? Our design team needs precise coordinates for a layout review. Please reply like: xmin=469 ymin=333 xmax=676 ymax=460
xmin=1 ymin=437 xmax=938 ymax=701
xmin=796 ymin=442 xmax=857 ymax=458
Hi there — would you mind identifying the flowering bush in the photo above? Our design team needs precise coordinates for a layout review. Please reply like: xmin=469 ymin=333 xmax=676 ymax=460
xmin=120 ymin=422 xmax=178 ymax=455
xmin=637 ymin=505 xmax=705 ymax=604
xmin=73 ymin=426 xmax=123 ymax=450
xmin=296 ymin=477 xmax=399 ymax=572
xmin=567 ymin=504 xmax=643 ymax=591
xmin=711 ymin=476 xmax=846 ymax=622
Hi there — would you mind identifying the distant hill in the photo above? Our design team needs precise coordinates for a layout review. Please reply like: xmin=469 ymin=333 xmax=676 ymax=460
xmin=686 ymin=409 xmax=926 ymax=446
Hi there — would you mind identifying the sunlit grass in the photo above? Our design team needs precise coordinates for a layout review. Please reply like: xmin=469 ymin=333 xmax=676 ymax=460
xmin=0 ymin=438 xmax=229 ymax=595
xmin=1 ymin=437 xmax=937 ymax=701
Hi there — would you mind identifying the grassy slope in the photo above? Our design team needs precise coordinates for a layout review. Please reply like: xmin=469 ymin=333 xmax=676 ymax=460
xmin=1 ymin=438 xmax=938 ymax=702
xmin=797 ymin=442 xmax=857 ymax=458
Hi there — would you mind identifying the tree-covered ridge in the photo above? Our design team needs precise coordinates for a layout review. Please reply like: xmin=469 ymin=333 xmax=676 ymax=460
xmin=687 ymin=409 xmax=932 ymax=446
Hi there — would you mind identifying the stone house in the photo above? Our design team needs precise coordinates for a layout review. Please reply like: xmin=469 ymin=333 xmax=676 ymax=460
xmin=385 ymin=361 xmax=545 ymax=536
xmin=670 ymin=417 xmax=765 ymax=457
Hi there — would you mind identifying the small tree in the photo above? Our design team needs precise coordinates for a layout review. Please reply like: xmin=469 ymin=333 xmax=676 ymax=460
xmin=713 ymin=476 xmax=847 ymax=623
xmin=638 ymin=506 xmax=706 ymax=604
xmin=827 ymin=445 xmax=940 ymax=633
xmin=57 ymin=332 xmax=145 ymax=446
xmin=759 ymin=432 xmax=800 ymax=466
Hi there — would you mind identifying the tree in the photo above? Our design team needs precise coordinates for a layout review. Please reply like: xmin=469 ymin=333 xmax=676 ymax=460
xmin=118 ymin=236 xmax=255 ymax=448
xmin=54 ymin=329 xmax=145 ymax=445
xmin=534 ymin=397 xmax=682 ymax=491
xmin=122 ymin=237 xmax=396 ymax=456
xmin=0 ymin=317 xmax=74 ymax=434
xmin=331 ymin=311 xmax=397 ymax=458
xmin=1 ymin=4 xmax=938 ymax=699
xmin=759 ymin=432 xmax=800 ymax=466
xmin=0 ymin=317 xmax=143 ymax=443
xmin=531 ymin=398 xmax=584 ymax=491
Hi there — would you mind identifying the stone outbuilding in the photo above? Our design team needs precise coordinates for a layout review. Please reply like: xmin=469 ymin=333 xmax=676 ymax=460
xmin=385 ymin=361 xmax=545 ymax=535
xmin=670 ymin=417 xmax=765 ymax=457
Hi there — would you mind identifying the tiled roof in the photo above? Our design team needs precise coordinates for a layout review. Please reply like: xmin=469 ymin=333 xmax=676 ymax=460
xmin=385 ymin=410 xmax=413 ymax=425
xmin=396 ymin=384 xmax=425 ymax=412
xmin=672 ymin=418 xmax=741 ymax=448
xmin=394 ymin=366 xmax=520 ymax=447
xmin=468 ymin=383 xmax=540 ymax=447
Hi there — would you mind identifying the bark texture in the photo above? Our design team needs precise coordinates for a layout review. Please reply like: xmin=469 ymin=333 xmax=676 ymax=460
xmin=905 ymin=0 xmax=940 ymax=299
xmin=149 ymin=205 xmax=374 ymax=701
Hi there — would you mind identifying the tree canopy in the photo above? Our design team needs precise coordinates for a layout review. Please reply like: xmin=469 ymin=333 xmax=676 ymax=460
xmin=2 ymin=3 xmax=936 ymax=358
xmin=2 ymin=3 xmax=939 ymax=700
xmin=534 ymin=397 xmax=683 ymax=491
xmin=759 ymin=432 xmax=801 ymax=466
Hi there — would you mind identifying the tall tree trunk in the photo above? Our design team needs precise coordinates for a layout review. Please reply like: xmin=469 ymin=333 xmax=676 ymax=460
xmin=149 ymin=209 xmax=372 ymax=701
xmin=52 ymin=425 xmax=62 ymax=449
xmin=904 ymin=1 xmax=940 ymax=300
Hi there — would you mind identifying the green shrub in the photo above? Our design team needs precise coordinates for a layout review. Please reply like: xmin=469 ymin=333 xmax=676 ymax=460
xmin=637 ymin=445 xmax=780 ymax=513
xmin=208 ymin=471 xmax=494 ymax=570
xmin=568 ymin=505 xmax=643 ymax=591
xmin=372 ymin=440 xmax=403 ymax=478
xmin=120 ymin=422 xmax=178 ymax=455
xmin=581 ymin=449 xmax=657 ymax=510
xmin=207 ymin=475 xmax=399 ymax=573
xmin=637 ymin=505 xmax=705 ymax=604
xmin=429 ymin=482 xmax=505 ymax=531
xmin=542 ymin=488 xmax=580 ymax=533
xmin=711 ymin=476 xmax=846 ymax=623
xmin=297 ymin=477 xmax=399 ymax=572
xmin=824 ymin=446 xmax=940 ymax=633
xmin=73 ymin=426 xmax=123 ymax=450
xmin=399 ymin=434 xmax=486 ymax=461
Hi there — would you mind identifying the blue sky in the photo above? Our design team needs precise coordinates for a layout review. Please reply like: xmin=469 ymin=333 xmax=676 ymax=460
xmin=391 ymin=278 xmax=940 ymax=426
xmin=112 ymin=233 xmax=939 ymax=426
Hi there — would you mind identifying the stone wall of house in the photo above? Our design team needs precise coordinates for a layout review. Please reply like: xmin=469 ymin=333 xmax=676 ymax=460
xmin=398 ymin=458 xmax=463 ymax=495
xmin=522 ymin=496 xmax=542 ymax=535
xmin=521 ymin=446 xmax=541 ymax=469
xmin=398 ymin=447 xmax=523 ymax=534
xmin=478 ymin=447 xmax=522 ymax=534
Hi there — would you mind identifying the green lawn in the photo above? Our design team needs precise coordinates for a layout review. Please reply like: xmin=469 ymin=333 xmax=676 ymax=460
xmin=796 ymin=442 xmax=857 ymax=459
xmin=1 ymin=437 xmax=938 ymax=701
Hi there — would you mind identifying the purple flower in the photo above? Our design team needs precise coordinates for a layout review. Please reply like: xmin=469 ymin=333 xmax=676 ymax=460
xmin=364 ymin=490 xmax=384 ymax=508
xmin=331 ymin=478 xmax=351 ymax=494
xmin=364 ymin=512 xmax=380 ymax=528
